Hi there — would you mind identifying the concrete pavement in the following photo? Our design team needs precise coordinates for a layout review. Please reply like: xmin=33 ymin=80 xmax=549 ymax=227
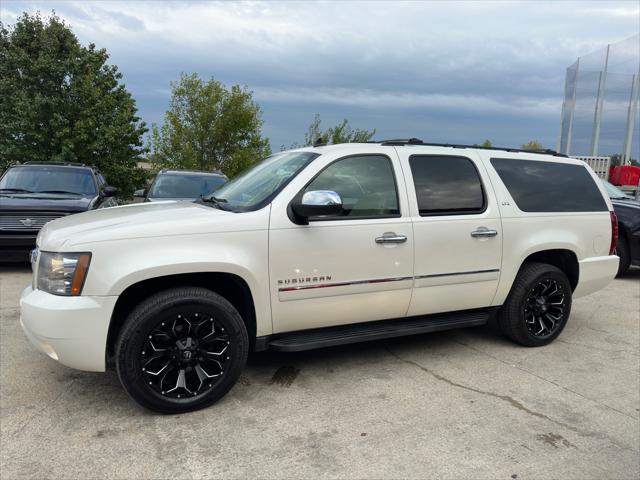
xmin=1 ymin=264 xmax=638 ymax=479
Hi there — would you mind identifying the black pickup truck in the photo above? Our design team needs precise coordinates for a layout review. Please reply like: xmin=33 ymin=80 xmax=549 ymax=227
xmin=0 ymin=162 xmax=117 ymax=261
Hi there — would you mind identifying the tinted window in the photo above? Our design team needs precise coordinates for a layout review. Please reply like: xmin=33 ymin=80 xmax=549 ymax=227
xmin=149 ymin=174 xmax=227 ymax=199
xmin=409 ymin=155 xmax=485 ymax=215
xmin=305 ymin=155 xmax=399 ymax=218
xmin=0 ymin=166 xmax=97 ymax=196
xmin=490 ymin=158 xmax=607 ymax=212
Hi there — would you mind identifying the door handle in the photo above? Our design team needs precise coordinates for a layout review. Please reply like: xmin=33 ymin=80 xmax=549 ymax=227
xmin=470 ymin=227 xmax=498 ymax=238
xmin=375 ymin=233 xmax=407 ymax=244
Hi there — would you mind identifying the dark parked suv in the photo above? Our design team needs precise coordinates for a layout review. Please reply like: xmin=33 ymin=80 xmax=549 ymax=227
xmin=0 ymin=162 xmax=117 ymax=261
xmin=601 ymin=180 xmax=640 ymax=275
xmin=135 ymin=169 xmax=227 ymax=202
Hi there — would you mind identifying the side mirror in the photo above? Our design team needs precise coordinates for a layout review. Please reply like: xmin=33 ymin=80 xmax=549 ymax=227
xmin=133 ymin=188 xmax=146 ymax=198
xmin=291 ymin=190 xmax=342 ymax=223
xmin=102 ymin=186 xmax=118 ymax=197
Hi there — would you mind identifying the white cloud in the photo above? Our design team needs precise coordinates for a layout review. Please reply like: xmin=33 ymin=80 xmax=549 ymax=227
xmin=1 ymin=0 xmax=638 ymax=149
xmin=253 ymin=86 xmax=559 ymax=117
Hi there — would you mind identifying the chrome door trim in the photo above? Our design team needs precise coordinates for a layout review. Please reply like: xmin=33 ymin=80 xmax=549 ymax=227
xmin=414 ymin=268 xmax=500 ymax=280
xmin=279 ymin=275 xmax=413 ymax=292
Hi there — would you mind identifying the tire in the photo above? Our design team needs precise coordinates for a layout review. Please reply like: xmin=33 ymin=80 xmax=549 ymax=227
xmin=116 ymin=287 xmax=248 ymax=413
xmin=498 ymin=262 xmax=572 ymax=347
xmin=616 ymin=235 xmax=631 ymax=277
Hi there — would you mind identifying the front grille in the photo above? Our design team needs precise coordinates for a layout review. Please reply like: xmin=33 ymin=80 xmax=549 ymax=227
xmin=0 ymin=214 xmax=67 ymax=231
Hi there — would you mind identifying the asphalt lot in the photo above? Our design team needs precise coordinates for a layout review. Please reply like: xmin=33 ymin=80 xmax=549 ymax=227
xmin=1 ymin=264 xmax=638 ymax=479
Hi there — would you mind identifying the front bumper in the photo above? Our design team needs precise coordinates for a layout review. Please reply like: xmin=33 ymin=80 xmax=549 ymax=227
xmin=20 ymin=286 xmax=118 ymax=372
xmin=573 ymin=255 xmax=619 ymax=298
xmin=0 ymin=234 xmax=37 ymax=261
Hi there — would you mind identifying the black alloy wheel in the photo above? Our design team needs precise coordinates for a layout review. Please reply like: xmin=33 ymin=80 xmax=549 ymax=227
xmin=141 ymin=312 xmax=231 ymax=399
xmin=498 ymin=262 xmax=572 ymax=347
xmin=116 ymin=287 xmax=248 ymax=413
xmin=523 ymin=278 xmax=566 ymax=339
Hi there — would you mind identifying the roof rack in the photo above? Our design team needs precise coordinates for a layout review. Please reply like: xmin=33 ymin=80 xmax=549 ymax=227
xmin=376 ymin=138 xmax=567 ymax=157
xmin=20 ymin=161 xmax=89 ymax=167
xmin=160 ymin=168 xmax=226 ymax=175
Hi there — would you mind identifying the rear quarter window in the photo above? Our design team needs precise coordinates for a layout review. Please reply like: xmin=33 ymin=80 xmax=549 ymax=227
xmin=490 ymin=158 xmax=607 ymax=212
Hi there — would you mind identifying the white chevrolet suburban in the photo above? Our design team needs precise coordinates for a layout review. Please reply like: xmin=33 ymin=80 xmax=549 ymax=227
xmin=20 ymin=140 xmax=619 ymax=413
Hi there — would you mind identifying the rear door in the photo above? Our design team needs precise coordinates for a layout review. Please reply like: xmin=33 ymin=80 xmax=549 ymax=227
xmin=397 ymin=147 xmax=503 ymax=315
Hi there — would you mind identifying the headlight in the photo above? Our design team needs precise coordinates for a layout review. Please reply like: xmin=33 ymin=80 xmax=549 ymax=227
xmin=37 ymin=252 xmax=91 ymax=296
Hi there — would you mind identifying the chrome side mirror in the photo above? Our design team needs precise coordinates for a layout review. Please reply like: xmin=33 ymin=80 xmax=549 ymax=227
xmin=291 ymin=190 xmax=343 ymax=223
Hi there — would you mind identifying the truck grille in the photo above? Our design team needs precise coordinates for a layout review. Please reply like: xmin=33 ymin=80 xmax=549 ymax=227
xmin=0 ymin=214 xmax=66 ymax=231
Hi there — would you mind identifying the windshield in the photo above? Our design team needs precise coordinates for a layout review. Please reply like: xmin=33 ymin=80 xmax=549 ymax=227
xmin=0 ymin=166 xmax=97 ymax=196
xmin=149 ymin=173 xmax=227 ymax=199
xmin=206 ymin=151 xmax=319 ymax=211
xmin=601 ymin=179 xmax=633 ymax=200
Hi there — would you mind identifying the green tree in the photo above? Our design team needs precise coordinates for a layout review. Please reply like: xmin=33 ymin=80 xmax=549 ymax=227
xmin=473 ymin=139 xmax=493 ymax=148
xmin=287 ymin=114 xmax=376 ymax=148
xmin=521 ymin=140 xmax=545 ymax=151
xmin=0 ymin=12 xmax=148 ymax=194
xmin=149 ymin=73 xmax=271 ymax=177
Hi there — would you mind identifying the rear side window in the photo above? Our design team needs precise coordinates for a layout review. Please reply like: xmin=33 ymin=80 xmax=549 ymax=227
xmin=409 ymin=155 xmax=485 ymax=216
xmin=490 ymin=158 xmax=607 ymax=212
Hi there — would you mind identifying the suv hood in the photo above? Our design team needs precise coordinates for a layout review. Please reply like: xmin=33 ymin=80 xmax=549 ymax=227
xmin=0 ymin=195 xmax=92 ymax=212
xmin=37 ymin=200 xmax=255 ymax=251
xmin=611 ymin=198 xmax=640 ymax=209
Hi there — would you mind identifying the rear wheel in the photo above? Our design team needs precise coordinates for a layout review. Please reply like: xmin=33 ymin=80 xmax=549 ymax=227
xmin=616 ymin=235 xmax=631 ymax=276
xmin=116 ymin=287 xmax=248 ymax=413
xmin=498 ymin=262 xmax=572 ymax=346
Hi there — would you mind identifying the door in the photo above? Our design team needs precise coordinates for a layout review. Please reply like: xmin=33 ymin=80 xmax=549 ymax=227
xmin=398 ymin=149 xmax=503 ymax=316
xmin=268 ymin=152 xmax=414 ymax=333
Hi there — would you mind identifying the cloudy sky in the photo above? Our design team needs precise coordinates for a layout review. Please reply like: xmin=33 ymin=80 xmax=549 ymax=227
xmin=1 ymin=1 xmax=639 ymax=151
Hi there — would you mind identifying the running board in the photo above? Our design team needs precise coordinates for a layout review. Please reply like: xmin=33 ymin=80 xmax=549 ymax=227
xmin=263 ymin=310 xmax=490 ymax=352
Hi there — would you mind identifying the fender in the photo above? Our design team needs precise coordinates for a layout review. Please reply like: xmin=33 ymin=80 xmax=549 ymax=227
xmin=80 ymin=230 xmax=273 ymax=336
xmin=491 ymin=213 xmax=609 ymax=306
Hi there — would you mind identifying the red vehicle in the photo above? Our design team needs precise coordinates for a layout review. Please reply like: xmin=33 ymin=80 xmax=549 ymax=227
xmin=609 ymin=165 xmax=640 ymax=188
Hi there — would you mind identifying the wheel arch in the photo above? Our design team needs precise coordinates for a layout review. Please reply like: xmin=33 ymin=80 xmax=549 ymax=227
xmin=520 ymin=248 xmax=579 ymax=291
xmin=106 ymin=272 xmax=257 ymax=360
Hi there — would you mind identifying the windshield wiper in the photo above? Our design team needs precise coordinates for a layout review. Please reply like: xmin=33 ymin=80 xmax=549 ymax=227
xmin=37 ymin=190 xmax=83 ymax=196
xmin=0 ymin=188 xmax=34 ymax=193
xmin=197 ymin=196 xmax=230 ymax=210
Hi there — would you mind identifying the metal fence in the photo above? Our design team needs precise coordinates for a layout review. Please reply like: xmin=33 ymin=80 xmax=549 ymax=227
xmin=572 ymin=156 xmax=611 ymax=180
xmin=558 ymin=34 xmax=640 ymax=163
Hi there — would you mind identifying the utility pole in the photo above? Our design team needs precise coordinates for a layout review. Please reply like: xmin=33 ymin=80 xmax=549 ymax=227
xmin=590 ymin=44 xmax=610 ymax=156
xmin=622 ymin=71 xmax=640 ymax=165
xmin=565 ymin=58 xmax=580 ymax=156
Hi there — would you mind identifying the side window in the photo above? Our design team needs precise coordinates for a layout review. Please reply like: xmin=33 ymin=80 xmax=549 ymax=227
xmin=304 ymin=155 xmax=399 ymax=219
xmin=490 ymin=158 xmax=608 ymax=212
xmin=95 ymin=172 xmax=106 ymax=190
xmin=409 ymin=155 xmax=485 ymax=216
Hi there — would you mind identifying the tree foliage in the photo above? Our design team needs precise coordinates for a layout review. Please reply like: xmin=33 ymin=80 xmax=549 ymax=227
xmin=474 ymin=139 xmax=492 ymax=148
xmin=521 ymin=140 xmax=545 ymax=151
xmin=0 ymin=12 xmax=148 ymax=194
xmin=149 ymin=73 xmax=271 ymax=177
xmin=288 ymin=114 xmax=376 ymax=148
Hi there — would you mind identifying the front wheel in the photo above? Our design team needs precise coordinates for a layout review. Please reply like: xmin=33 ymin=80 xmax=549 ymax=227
xmin=498 ymin=262 xmax=572 ymax=347
xmin=116 ymin=287 xmax=248 ymax=413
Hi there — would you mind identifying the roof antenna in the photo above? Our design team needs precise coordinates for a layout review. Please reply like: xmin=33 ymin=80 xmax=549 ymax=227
xmin=313 ymin=138 xmax=327 ymax=147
